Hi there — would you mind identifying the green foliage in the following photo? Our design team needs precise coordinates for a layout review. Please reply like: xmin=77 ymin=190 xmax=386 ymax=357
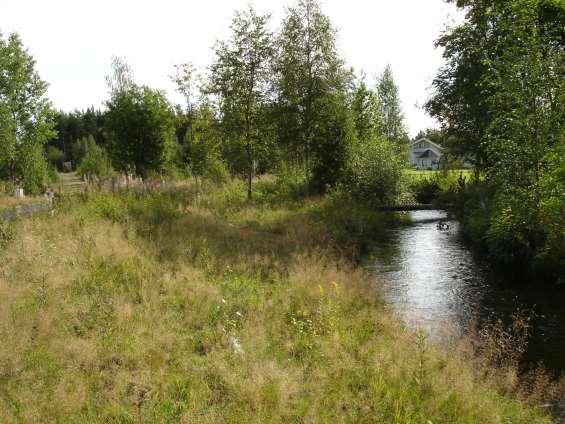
xmin=72 ymin=135 xmax=97 ymax=167
xmin=343 ymin=137 xmax=404 ymax=205
xmin=409 ymin=177 xmax=441 ymax=204
xmin=171 ymin=62 xmax=198 ymax=148
xmin=377 ymin=65 xmax=408 ymax=147
xmin=0 ymin=32 xmax=56 ymax=193
xmin=275 ymin=0 xmax=352 ymax=192
xmin=49 ymin=108 xmax=106 ymax=161
xmin=208 ymin=6 xmax=275 ymax=200
xmin=350 ymin=76 xmax=383 ymax=142
xmin=17 ymin=142 xmax=50 ymax=194
xmin=45 ymin=146 xmax=64 ymax=171
xmin=309 ymin=94 xmax=356 ymax=193
xmin=406 ymin=171 xmax=467 ymax=204
xmin=314 ymin=189 xmax=393 ymax=254
xmin=202 ymin=155 xmax=229 ymax=185
xmin=77 ymin=143 xmax=113 ymax=184
xmin=536 ymin=144 xmax=565 ymax=277
xmin=273 ymin=164 xmax=307 ymax=200
xmin=105 ymin=66 xmax=176 ymax=177
xmin=428 ymin=0 xmax=565 ymax=281
xmin=187 ymin=101 xmax=229 ymax=184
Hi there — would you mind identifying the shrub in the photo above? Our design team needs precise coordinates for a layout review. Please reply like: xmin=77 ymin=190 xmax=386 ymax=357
xmin=342 ymin=137 xmax=403 ymax=205
xmin=72 ymin=135 xmax=97 ymax=166
xmin=45 ymin=146 xmax=65 ymax=171
xmin=77 ymin=144 xmax=113 ymax=185
xmin=309 ymin=99 xmax=355 ymax=194
xmin=410 ymin=176 xmax=441 ymax=203
xmin=203 ymin=156 xmax=229 ymax=185
xmin=17 ymin=142 xmax=49 ymax=194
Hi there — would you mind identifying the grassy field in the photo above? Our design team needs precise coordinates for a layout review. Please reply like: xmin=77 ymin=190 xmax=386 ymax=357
xmin=0 ymin=178 xmax=556 ymax=423
xmin=403 ymin=169 xmax=474 ymax=182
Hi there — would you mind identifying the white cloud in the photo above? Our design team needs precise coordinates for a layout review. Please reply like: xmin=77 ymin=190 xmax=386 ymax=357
xmin=1 ymin=0 xmax=463 ymax=136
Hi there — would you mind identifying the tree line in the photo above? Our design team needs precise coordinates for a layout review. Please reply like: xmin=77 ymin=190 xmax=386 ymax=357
xmin=427 ymin=0 xmax=564 ymax=282
xmin=1 ymin=0 xmax=408 ymax=202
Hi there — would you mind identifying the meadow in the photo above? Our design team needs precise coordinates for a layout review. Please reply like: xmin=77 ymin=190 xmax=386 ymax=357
xmin=0 ymin=178 xmax=557 ymax=423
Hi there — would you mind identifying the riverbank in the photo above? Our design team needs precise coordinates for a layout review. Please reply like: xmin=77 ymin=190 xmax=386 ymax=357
xmin=0 ymin=178 xmax=557 ymax=422
xmin=368 ymin=209 xmax=565 ymax=374
xmin=405 ymin=170 xmax=565 ymax=285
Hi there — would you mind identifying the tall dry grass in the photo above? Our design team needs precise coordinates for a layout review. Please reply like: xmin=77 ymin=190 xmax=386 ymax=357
xmin=0 ymin=179 xmax=558 ymax=422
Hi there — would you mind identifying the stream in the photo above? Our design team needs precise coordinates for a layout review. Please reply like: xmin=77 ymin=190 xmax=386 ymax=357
xmin=368 ymin=210 xmax=565 ymax=375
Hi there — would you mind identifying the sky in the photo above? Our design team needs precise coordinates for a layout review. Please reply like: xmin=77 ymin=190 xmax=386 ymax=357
xmin=1 ymin=0 xmax=464 ymax=137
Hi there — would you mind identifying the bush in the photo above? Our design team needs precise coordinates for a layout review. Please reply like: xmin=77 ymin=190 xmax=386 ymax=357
xmin=310 ymin=103 xmax=354 ymax=193
xmin=410 ymin=176 xmax=441 ymax=203
xmin=457 ymin=162 xmax=565 ymax=283
xmin=72 ymin=135 xmax=97 ymax=167
xmin=408 ymin=171 xmax=467 ymax=204
xmin=77 ymin=144 xmax=113 ymax=185
xmin=17 ymin=143 xmax=49 ymax=195
xmin=203 ymin=156 xmax=230 ymax=185
xmin=46 ymin=146 xmax=65 ymax=170
xmin=253 ymin=164 xmax=307 ymax=203
xmin=536 ymin=145 xmax=565 ymax=281
xmin=342 ymin=137 xmax=403 ymax=205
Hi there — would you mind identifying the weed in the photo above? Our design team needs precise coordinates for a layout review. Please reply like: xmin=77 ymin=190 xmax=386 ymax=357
xmin=0 ymin=179 xmax=555 ymax=423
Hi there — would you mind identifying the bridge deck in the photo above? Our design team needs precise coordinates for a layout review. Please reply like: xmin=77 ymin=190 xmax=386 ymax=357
xmin=374 ymin=204 xmax=452 ymax=211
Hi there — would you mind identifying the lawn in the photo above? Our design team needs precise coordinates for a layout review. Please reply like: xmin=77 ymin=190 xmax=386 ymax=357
xmin=403 ymin=168 xmax=474 ymax=182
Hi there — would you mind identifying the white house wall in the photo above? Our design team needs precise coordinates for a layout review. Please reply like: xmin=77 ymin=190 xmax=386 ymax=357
xmin=409 ymin=138 xmax=444 ymax=170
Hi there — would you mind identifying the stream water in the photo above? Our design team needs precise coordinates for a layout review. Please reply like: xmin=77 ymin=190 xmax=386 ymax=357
xmin=368 ymin=210 xmax=565 ymax=375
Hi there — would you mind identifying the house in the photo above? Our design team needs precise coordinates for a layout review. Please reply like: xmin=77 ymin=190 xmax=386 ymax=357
xmin=409 ymin=137 xmax=444 ymax=170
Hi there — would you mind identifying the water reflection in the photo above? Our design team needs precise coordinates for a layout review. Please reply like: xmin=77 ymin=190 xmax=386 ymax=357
xmin=368 ymin=210 xmax=565 ymax=374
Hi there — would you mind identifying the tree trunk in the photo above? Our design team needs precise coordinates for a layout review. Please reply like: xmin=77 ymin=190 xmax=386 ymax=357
xmin=247 ymin=168 xmax=252 ymax=201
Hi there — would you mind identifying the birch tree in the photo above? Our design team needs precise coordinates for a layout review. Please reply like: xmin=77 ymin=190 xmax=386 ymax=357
xmin=276 ymin=0 xmax=351 ymax=192
xmin=0 ymin=32 xmax=55 ymax=193
xmin=208 ymin=6 xmax=274 ymax=200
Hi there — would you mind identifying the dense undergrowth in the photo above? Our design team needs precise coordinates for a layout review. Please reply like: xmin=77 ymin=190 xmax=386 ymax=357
xmin=0 ymin=178 xmax=558 ymax=422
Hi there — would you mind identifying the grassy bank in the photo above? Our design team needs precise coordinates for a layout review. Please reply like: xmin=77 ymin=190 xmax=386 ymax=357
xmin=0 ymin=194 xmax=45 ymax=210
xmin=0 ymin=178 xmax=555 ymax=423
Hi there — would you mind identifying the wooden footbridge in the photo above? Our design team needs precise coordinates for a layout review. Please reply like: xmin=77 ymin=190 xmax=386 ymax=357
xmin=374 ymin=203 xmax=453 ymax=212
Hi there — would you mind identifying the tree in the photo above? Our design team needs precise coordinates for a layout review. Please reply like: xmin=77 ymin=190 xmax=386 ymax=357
xmin=191 ymin=99 xmax=227 ymax=183
xmin=72 ymin=135 xmax=98 ymax=166
xmin=105 ymin=56 xmax=134 ymax=94
xmin=350 ymin=74 xmax=383 ymax=142
xmin=343 ymin=136 xmax=404 ymax=205
xmin=428 ymin=0 xmax=564 ymax=188
xmin=46 ymin=146 xmax=65 ymax=170
xmin=50 ymin=108 xmax=106 ymax=161
xmin=208 ymin=6 xmax=275 ymax=200
xmin=171 ymin=62 xmax=199 ymax=147
xmin=427 ymin=0 xmax=565 ymax=280
xmin=377 ymin=65 xmax=407 ymax=147
xmin=77 ymin=143 xmax=113 ymax=185
xmin=276 ymin=0 xmax=352 ymax=191
xmin=0 ymin=32 xmax=56 ymax=193
xmin=105 ymin=58 xmax=176 ymax=177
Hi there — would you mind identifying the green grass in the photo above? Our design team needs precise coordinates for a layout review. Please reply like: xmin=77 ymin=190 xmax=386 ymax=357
xmin=0 ymin=178 xmax=555 ymax=423
xmin=404 ymin=168 xmax=473 ymax=182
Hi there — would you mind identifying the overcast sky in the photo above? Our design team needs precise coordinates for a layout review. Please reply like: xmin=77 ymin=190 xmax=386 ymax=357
xmin=1 ymin=0 xmax=463 ymax=137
